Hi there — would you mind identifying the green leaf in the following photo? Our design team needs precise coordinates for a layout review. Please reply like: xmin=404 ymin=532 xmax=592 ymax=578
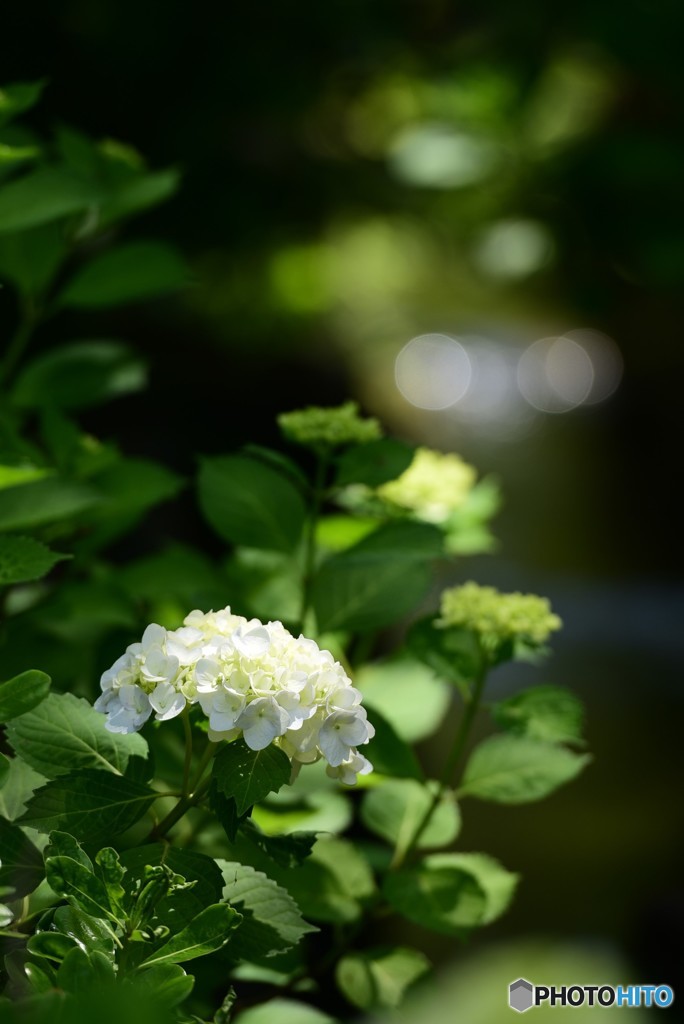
xmin=0 ymin=80 xmax=46 ymax=126
xmin=0 ymin=167 xmax=107 ymax=234
xmin=383 ymin=852 xmax=518 ymax=934
xmin=0 ymin=670 xmax=51 ymax=722
xmin=199 ymin=454 xmax=307 ymax=553
xmin=460 ymin=734 xmax=591 ymax=803
xmin=19 ymin=769 xmax=156 ymax=842
xmin=0 ymin=537 xmax=68 ymax=586
xmin=492 ymin=685 xmax=585 ymax=744
xmin=119 ymin=844 xmax=224 ymax=910
xmin=52 ymin=905 xmax=117 ymax=958
xmin=0 ymin=223 xmax=67 ymax=297
xmin=94 ymin=848 xmax=126 ymax=916
xmin=127 ymin=963 xmax=194 ymax=1009
xmin=44 ymin=831 xmax=92 ymax=870
xmin=58 ymin=241 xmax=186 ymax=308
xmin=212 ymin=739 xmax=292 ymax=816
xmin=336 ymin=947 xmax=430 ymax=1010
xmin=355 ymin=658 xmax=450 ymax=743
xmin=408 ymin=616 xmax=485 ymax=694
xmin=99 ymin=166 xmax=181 ymax=226
xmin=141 ymin=903 xmax=241 ymax=966
xmin=0 ymin=815 xmax=44 ymax=897
xmin=0 ymin=754 xmax=8 ymax=788
xmin=0 ymin=757 xmax=45 ymax=820
xmin=0 ymin=476 xmax=100 ymax=532
xmin=311 ymin=522 xmax=443 ymax=632
xmin=361 ymin=779 xmax=460 ymax=859
xmin=239 ymin=818 xmax=317 ymax=869
xmin=6 ymin=691 xmax=148 ymax=779
xmin=55 ymin=946 xmax=104 ymax=993
xmin=219 ymin=860 xmax=317 ymax=961
xmin=28 ymin=930 xmax=80 ymax=963
xmin=252 ymin=789 xmax=351 ymax=838
xmin=270 ymin=836 xmax=375 ymax=924
xmin=12 ymin=341 xmax=147 ymax=410
xmin=237 ymin=999 xmax=336 ymax=1024
xmin=335 ymin=438 xmax=414 ymax=487
xmin=45 ymin=856 xmax=118 ymax=922
xmin=362 ymin=706 xmax=423 ymax=780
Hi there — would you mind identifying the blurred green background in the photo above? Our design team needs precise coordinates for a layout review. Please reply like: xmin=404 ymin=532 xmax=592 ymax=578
xmin=2 ymin=0 xmax=683 ymax=1017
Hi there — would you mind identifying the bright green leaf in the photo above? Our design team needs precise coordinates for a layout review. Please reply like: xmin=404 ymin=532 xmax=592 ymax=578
xmin=460 ymin=734 xmax=591 ymax=803
xmin=355 ymin=658 xmax=450 ymax=743
xmin=361 ymin=779 xmax=460 ymax=859
xmin=237 ymin=999 xmax=336 ymax=1024
xmin=212 ymin=739 xmax=292 ymax=816
xmin=0 ymin=670 xmax=51 ymax=722
xmin=141 ymin=903 xmax=241 ymax=966
xmin=198 ymin=454 xmax=307 ymax=553
xmin=336 ymin=946 xmax=430 ymax=1010
xmin=127 ymin=963 xmax=194 ymax=1009
xmin=0 ymin=757 xmax=46 ymax=820
xmin=19 ymin=769 xmax=156 ymax=842
xmin=59 ymin=241 xmax=187 ymax=308
xmin=6 ymin=691 xmax=148 ymax=779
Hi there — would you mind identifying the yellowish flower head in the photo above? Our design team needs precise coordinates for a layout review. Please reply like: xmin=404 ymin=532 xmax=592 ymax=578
xmin=378 ymin=448 xmax=477 ymax=522
xmin=278 ymin=402 xmax=382 ymax=449
xmin=437 ymin=582 xmax=562 ymax=645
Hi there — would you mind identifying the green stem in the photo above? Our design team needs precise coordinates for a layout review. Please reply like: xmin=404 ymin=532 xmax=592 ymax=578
xmin=394 ymin=661 xmax=488 ymax=867
xmin=181 ymin=708 xmax=194 ymax=798
xmin=297 ymin=453 xmax=328 ymax=633
xmin=0 ymin=303 xmax=37 ymax=386
xmin=148 ymin=775 xmax=213 ymax=842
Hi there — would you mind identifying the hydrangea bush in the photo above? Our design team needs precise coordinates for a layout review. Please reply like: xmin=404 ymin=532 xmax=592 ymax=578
xmin=0 ymin=84 xmax=591 ymax=1024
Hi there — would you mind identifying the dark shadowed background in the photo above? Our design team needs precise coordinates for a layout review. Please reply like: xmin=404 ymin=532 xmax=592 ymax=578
xmin=2 ymin=0 xmax=683 ymax=1017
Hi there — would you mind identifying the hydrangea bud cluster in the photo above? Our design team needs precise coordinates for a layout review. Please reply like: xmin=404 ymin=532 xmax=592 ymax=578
xmin=437 ymin=582 xmax=562 ymax=646
xmin=94 ymin=608 xmax=374 ymax=784
xmin=377 ymin=448 xmax=477 ymax=523
xmin=278 ymin=401 xmax=382 ymax=449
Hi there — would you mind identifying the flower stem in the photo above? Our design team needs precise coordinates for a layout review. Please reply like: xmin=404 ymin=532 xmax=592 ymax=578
xmin=181 ymin=708 xmax=193 ymax=798
xmin=393 ymin=661 xmax=488 ymax=867
xmin=297 ymin=453 xmax=328 ymax=633
xmin=148 ymin=741 xmax=219 ymax=841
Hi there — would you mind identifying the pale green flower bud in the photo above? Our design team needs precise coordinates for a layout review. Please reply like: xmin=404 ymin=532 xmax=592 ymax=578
xmin=378 ymin=448 xmax=477 ymax=522
xmin=437 ymin=581 xmax=562 ymax=646
xmin=277 ymin=401 xmax=382 ymax=449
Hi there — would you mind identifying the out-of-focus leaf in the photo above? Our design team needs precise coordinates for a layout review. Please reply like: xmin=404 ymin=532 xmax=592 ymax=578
xmin=336 ymin=946 xmax=430 ymax=1010
xmin=125 ymin=963 xmax=194 ymax=1009
xmin=0 ymin=477 xmax=101 ymax=533
xmin=13 ymin=341 xmax=147 ymax=410
xmin=492 ymin=685 xmax=585 ymax=744
xmin=362 ymin=705 xmax=423 ymax=780
xmin=58 ymin=241 xmax=187 ymax=308
xmin=198 ymin=454 xmax=307 ymax=553
xmin=99 ymin=167 xmax=181 ymax=225
xmin=236 ymin=998 xmax=335 ymax=1024
xmin=335 ymin=438 xmax=414 ymax=487
xmin=0 ymin=815 xmax=44 ymax=897
xmin=0 ymin=80 xmax=46 ymax=126
xmin=311 ymin=522 xmax=443 ymax=632
xmin=355 ymin=658 xmax=451 ymax=743
xmin=0 ymin=757 xmax=46 ymax=820
xmin=460 ymin=734 xmax=591 ymax=803
xmin=0 ymin=167 xmax=107 ymax=234
xmin=0 ymin=669 xmax=51 ymax=722
xmin=0 ymin=537 xmax=68 ymax=585
xmin=361 ymin=779 xmax=460 ymax=859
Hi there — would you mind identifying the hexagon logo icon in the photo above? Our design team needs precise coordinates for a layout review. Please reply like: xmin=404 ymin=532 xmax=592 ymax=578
xmin=509 ymin=978 xmax=534 ymax=1013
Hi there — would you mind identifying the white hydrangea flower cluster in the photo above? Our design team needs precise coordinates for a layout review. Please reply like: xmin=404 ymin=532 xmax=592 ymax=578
xmin=95 ymin=608 xmax=374 ymax=784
